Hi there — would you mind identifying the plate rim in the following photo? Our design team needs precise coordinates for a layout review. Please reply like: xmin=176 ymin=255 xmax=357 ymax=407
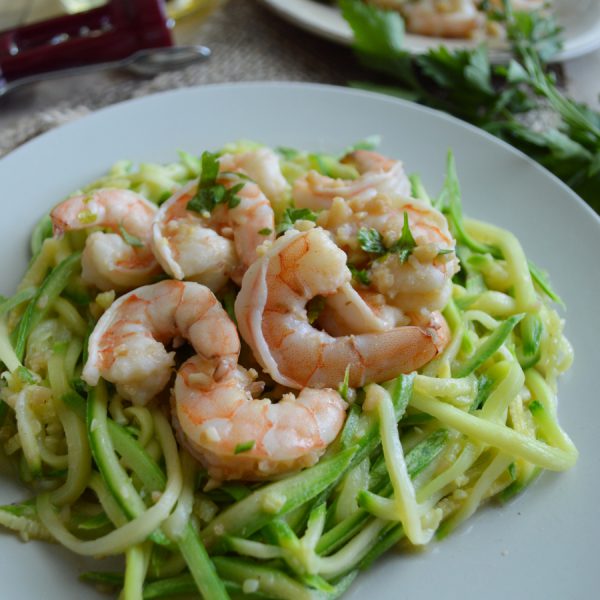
xmin=3 ymin=80 xmax=598 ymax=227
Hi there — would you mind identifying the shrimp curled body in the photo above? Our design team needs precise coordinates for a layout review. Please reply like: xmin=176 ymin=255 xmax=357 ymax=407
xmin=82 ymin=280 xmax=346 ymax=480
xmin=317 ymin=194 xmax=460 ymax=317
xmin=174 ymin=356 xmax=346 ymax=481
xmin=82 ymin=280 xmax=239 ymax=405
xmin=293 ymin=150 xmax=411 ymax=211
xmin=235 ymin=227 xmax=449 ymax=390
xmin=400 ymin=0 xmax=482 ymax=39
xmin=152 ymin=152 xmax=278 ymax=291
xmin=50 ymin=188 xmax=161 ymax=291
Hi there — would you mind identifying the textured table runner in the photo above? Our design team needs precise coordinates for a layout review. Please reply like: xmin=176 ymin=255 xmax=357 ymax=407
xmin=0 ymin=0 xmax=373 ymax=156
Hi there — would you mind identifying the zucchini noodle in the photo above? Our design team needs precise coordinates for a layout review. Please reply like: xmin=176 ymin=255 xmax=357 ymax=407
xmin=0 ymin=142 xmax=577 ymax=600
xmin=37 ymin=411 xmax=182 ymax=556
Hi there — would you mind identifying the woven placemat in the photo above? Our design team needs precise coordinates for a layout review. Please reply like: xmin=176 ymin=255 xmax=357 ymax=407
xmin=0 ymin=0 xmax=368 ymax=156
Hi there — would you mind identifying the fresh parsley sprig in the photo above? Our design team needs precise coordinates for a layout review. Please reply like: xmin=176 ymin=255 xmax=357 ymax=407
xmin=186 ymin=151 xmax=245 ymax=214
xmin=339 ymin=0 xmax=600 ymax=212
xmin=358 ymin=212 xmax=417 ymax=263
xmin=276 ymin=207 xmax=318 ymax=234
xmin=348 ymin=264 xmax=371 ymax=285
xmin=357 ymin=227 xmax=386 ymax=255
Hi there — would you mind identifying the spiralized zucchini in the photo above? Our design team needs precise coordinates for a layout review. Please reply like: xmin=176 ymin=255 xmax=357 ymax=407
xmin=0 ymin=142 xmax=575 ymax=600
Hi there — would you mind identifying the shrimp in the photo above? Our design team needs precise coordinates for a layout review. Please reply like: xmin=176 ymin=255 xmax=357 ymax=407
xmin=488 ymin=0 xmax=545 ymax=11
xmin=152 ymin=157 xmax=276 ymax=291
xmin=234 ymin=226 xmax=449 ymax=390
xmin=292 ymin=150 xmax=411 ymax=211
xmin=82 ymin=280 xmax=240 ymax=405
xmin=219 ymin=147 xmax=289 ymax=207
xmin=174 ymin=356 xmax=346 ymax=481
xmin=398 ymin=0 xmax=482 ymax=39
xmin=317 ymin=285 xmax=408 ymax=336
xmin=317 ymin=194 xmax=460 ymax=316
xmin=82 ymin=279 xmax=346 ymax=480
xmin=50 ymin=188 xmax=161 ymax=291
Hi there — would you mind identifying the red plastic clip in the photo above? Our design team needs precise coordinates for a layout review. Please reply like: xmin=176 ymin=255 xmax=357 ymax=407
xmin=0 ymin=0 xmax=172 ymax=86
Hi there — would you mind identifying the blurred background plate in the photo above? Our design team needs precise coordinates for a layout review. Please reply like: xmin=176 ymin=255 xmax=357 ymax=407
xmin=0 ymin=82 xmax=598 ymax=599
xmin=261 ymin=0 xmax=600 ymax=61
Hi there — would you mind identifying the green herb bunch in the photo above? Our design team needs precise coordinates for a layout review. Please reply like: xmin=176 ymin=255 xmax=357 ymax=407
xmin=339 ymin=0 xmax=600 ymax=212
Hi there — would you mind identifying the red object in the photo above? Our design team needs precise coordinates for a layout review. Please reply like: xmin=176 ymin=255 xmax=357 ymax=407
xmin=0 ymin=0 xmax=172 ymax=86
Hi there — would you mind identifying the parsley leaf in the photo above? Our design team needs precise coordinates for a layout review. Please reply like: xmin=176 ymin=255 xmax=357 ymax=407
xmin=357 ymin=227 xmax=386 ymax=255
xmin=118 ymin=223 xmax=144 ymax=248
xmin=199 ymin=150 xmax=220 ymax=187
xmin=348 ymin=264 xmax=371 ymax=286
xmin=224 ymin=183 xmax=244 ymax=209
xmin=277 ymin=207 xmax=318 ymax=234
xmin=358 ymin=212 xmax=416 ymax=262
xmin=186 ymin=151 xmax=246 ymax=214
xmin=388 ymin=212 xmax=417 ymax=263
xmin=234 ymin=441 xmax=255 ymax=454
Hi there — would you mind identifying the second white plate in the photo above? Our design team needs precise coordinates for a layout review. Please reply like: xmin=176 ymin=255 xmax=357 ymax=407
xmin=261 ymin=0 xmax=600 ymax=61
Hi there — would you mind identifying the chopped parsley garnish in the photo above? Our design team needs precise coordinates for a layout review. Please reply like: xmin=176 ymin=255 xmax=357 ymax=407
xmin=277 ymin=207 xmax=318 ymax=234
xmin=437 ymin=249 xmax=454 ymax=256
xmin=234 ymin=440 xmax=255 ymax=454
xmin=118 ymin=223 xmax=144 ymax=248
xmin=387 ymin=212 xmax=417 ymax=263
xmin=258 ymin=228 xmax=273 ymax=236
xmin=348 ymin=264 xmax=371 ymax=286
xmin=186 ymin=151 xmax=245 ymax=214
xmin=358 ymin=212 xmax=416 ymax=263
xmin=357 ymin=227 xmax=386 ymax=255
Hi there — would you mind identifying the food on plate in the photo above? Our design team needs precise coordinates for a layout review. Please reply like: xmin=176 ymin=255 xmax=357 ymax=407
xmin=0 ymin=140 xmax=576 ymax=599
xmin=339 ymin=0 xmax=550 ymax=39
xmin=152 ymin=149 xmax=281 ymax=290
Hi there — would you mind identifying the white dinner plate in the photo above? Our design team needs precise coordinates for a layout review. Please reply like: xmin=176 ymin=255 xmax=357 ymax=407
xmin=261 ymin=0 xmax=600 ymax=61
xmin=0 ymin=82 xmax=598 ymax=599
